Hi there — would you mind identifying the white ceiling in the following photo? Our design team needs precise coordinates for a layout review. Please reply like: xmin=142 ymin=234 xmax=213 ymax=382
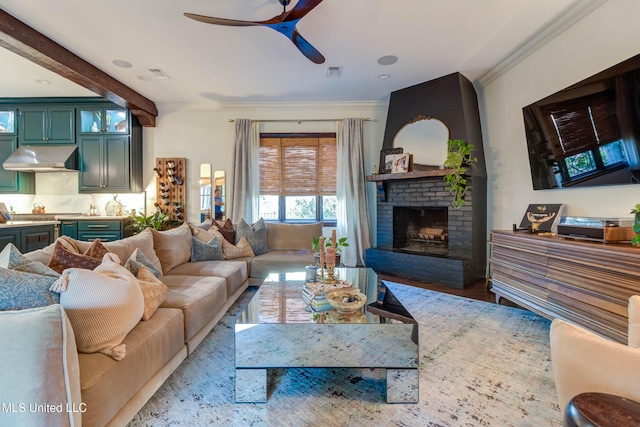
xmin=0 ymin=0 xmax=589 ymax=106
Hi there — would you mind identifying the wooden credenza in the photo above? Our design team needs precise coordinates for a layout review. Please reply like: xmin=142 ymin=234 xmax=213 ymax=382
xmin=489 ymin=230 xmax=640 ymax=344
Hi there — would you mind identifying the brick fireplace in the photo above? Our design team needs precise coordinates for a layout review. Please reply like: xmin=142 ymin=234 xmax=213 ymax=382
xmin=365 ymin=171 xmax=485 ymax=289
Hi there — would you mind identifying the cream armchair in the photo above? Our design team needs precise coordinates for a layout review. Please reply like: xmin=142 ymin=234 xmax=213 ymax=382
xmin=550 ymin=295 xmax=640 ymax=411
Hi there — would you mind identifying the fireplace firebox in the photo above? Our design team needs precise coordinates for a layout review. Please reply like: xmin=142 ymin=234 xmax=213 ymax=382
xmin=393 ymin=207 xmax=448 ymax=254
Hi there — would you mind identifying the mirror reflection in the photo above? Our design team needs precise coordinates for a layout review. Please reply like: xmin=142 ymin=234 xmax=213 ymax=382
xmin=200 ymin=164 xmax=212 ymax=222
xmin=393 ymin=116 xmax=449 ymax=167
xmin=214 ymin=170 xmax=226 ymax=220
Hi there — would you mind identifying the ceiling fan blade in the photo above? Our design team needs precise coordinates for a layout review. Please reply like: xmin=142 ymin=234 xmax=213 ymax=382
xmin=284 ymin=0 xmax=324 ymax=21
xmin=291 ymin=28 xmax=325 ymax=64
xmin=184 ymin=12 xmax=261 ymax=27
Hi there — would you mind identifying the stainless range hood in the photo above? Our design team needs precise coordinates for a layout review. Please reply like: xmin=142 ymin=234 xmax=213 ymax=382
xmin=3 ymin=145 xmax=78 ymax=172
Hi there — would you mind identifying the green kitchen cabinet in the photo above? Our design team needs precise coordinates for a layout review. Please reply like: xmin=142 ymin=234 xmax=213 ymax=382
xmin=18 ymin=106 xmax=75 ymax=144
xmin=59 ymin=220 xmax=78 ymax=239
xmin=78 ymin=106 xmax=128 ymax=134
xmin=0 ymin=109 xmax=16 ymax=134
xmin=0 ymin=136 xmax=35 ymax=193
xmin=0 ymin=228 xmax=20 ymax=251
xmin=0 ymin=225 xmax=54 ymax=252
xmin=76 ymin=219 xmax=124 ymax=242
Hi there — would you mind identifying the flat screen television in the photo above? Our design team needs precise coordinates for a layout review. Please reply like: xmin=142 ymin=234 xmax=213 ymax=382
xmin=523 ymin=53 xmax=640 ymax=190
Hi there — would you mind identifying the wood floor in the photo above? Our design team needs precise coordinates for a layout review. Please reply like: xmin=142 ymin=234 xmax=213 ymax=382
xmin=377 ymin=273 xmax=496 ymax=303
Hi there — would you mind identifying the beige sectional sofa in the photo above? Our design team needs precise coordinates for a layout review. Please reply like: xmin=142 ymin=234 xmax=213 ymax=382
xmin=0 ymin=220 xmax=320 ymax=427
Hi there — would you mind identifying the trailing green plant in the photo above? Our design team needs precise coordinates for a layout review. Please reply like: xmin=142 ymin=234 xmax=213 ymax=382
xmin=127 ymin=211 xmax=182 ymax=234
xmin=443 ymin=139 xmax=478 ymax=209
xmin=631 ymin=204 xmax=640 ymax=246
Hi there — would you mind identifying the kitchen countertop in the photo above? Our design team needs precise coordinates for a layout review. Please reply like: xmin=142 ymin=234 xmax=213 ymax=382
xmin=0 ymin=220 xmax=60 ymax=228
xmin=55 ymin=215 xmax=130 ymax=220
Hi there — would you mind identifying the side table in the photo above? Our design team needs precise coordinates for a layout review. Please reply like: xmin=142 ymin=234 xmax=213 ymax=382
xmin=565 ymin=392 xmax=640 ymax=427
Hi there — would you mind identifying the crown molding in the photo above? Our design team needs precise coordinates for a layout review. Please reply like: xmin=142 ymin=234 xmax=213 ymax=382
xmin=157 ymin=100 xmax=389 ymax=114
xmin=477 ymin=0 xmax=608 ymax=88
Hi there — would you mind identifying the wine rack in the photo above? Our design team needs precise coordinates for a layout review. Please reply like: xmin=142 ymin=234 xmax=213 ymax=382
xmin=154 ymin=157 xmax=187 ymax=222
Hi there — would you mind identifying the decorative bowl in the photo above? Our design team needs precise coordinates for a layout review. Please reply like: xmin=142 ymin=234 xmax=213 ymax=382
xmin=325 ymin=288 xmax=367 ymax=313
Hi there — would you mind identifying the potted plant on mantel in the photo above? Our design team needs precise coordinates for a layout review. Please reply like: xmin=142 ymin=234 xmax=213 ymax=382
xmin=312 ymin=236 xmax=349 ymax=266
xmin=631 ymin=204 xmax=640 ymax=246
xmin=443 ymin=139 xmax=478 ymax=209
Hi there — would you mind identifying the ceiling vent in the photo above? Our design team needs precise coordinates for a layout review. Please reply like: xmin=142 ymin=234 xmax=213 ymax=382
xmin=326 ymin=66 xmax=341 ymax=78
xmin=148 ymin=68 xmax=171 ymax=79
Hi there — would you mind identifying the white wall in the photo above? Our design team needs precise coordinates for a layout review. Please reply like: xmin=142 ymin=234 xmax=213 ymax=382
xmin=480 ymin=0 xmax=640 ymax=230
xmin=145 ymin=101 xmax=389 ymax=243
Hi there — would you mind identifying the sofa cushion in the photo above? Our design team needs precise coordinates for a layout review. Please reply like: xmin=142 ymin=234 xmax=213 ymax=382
xmin=629 ymin=295 xmax=640 ymax=348
xmin=235 ymin=218 xmax=269 ymax=255
xmin=191 ymin=236 xmax=224 ymax=262
xmin=51 ymin=253 xmax=144 ymax=360
xmin=48 ymin=240 xmax=103 ymax=273
xmin=151 ymin=223 xmax=192 ymax=274
xmin=77 ymin=307 xmax=184 ymax=427
xmin=266 ymin=221 xmax=323 ymax=251
xmin=249 ymin=249 xmax=315 ymax=278
xmin=136 ymin=265 xmax=168 ymax=321
xmin=83 ymin=238 xmax=110 ymax=259
xmin=166 ymin=260 xmax=248 ymax=296
xmin=0 ymin=305 xmax=82 ymax=427
xmin=161 ymin=275 xmax=227 ymax=342
xmin=124 ymin=248 xmax=161 ymax=278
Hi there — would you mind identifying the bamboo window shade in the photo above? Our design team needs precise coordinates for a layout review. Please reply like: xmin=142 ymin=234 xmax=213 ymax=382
xmin=542 ymin=90 xmax=621 ymax=160
xmin=260 ymin=136 xmax=337 ymax=195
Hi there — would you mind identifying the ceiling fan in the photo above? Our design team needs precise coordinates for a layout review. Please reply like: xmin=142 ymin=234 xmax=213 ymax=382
xmin=185 ymin=0 xmax=325 ymax=64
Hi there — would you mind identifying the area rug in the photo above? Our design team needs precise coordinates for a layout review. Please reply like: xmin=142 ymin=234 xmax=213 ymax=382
xmin=128 ymin=282 xmax=561 ymax=426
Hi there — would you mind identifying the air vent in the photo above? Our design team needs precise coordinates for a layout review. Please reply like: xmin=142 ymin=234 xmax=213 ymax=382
xmin=326 ymin=66 xmax=341 ymax=78
xmin=148 ymin=68 xmax=171 ymax=79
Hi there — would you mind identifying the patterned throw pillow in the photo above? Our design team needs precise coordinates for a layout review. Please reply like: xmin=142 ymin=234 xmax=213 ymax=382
xmin=0 ymin=268 xmax=60 ymax=310
xmin=191 ymin=237 xmax=224 ymax=262
xmin=83 ymin=239 xmax=109 ymax=259
xmin=47 ymin=240 xmax=107 ymax=274
xmin=235 ymin=218 xmax=270 ymax=255
xmin=214 ymin=218 xmax=236 ymax=244
xmin=136 ymin=265 xmax=167 ymax=321
xmin=50 ymin=253 xmax=144 ymax=360
xmin=222 ymin=237 xmax=255 ymax=259
xmin=0 ymin=243 xmax=60 ymax=277
xmin=124 ymin=248 xmax=161 ymax=278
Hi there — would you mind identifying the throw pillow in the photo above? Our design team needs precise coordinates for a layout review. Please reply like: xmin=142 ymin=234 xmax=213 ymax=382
xmin=83 ymin=239 xmax=109 ymax=259
xmin=191 ymin=237 xmax=224 ymax=262
xmin=235 ymin=218 xmax=270 ymax=255
xmin=191 ymin=218 xmax=214 ymax=231
xmin=124 ymin=248 xmax=161 ymax=278
xmin=192 ymin=227 xmax=224 ymax=245
xmin=213 ymin=218 xmax=235 ymax=244
xmin=136 ymin=265 xmax=167 ymax=321
xmin=0 ymin=268 xmax=60 ymax=310
xmin=151 ymin=223 xmax=192 ymax=274
xmin=50 ymin=253 xmax=144 ymax=360
xmin=48 ymin=240 xmax=103 ymax=274
xmin=0 ymin=243 xmax=60 ymax=277
xmin=222 ymin=236 xmax=255 ymax=259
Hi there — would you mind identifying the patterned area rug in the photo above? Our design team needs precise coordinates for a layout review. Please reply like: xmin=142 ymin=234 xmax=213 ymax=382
xmin=128 ymin=282 xmax=561 ymax=426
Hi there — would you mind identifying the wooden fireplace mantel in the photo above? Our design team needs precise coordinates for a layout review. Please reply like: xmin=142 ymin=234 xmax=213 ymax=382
xmin=366 ymin=169 xmax=455 ymax=182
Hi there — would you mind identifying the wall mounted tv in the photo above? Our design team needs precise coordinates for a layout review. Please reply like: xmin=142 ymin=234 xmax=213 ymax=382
xmin=523 ymin=53 xmax=640 ymax=190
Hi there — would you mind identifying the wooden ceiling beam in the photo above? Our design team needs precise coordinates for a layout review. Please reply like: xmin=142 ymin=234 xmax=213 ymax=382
xmin=0 ymin=9 xmax=157 ymax=127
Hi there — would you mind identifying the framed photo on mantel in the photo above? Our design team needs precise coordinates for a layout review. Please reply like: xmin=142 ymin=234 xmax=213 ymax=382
xmin=379 ymin=148 xmax=403 ymax=174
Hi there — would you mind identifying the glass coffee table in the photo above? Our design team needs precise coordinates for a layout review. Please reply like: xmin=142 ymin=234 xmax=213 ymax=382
xmin=234 ymin=267 xmax=419 ymax=403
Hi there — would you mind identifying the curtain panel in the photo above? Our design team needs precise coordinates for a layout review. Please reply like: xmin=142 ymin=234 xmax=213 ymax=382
xmin=231 ymin=119 xmax=260 ymax=224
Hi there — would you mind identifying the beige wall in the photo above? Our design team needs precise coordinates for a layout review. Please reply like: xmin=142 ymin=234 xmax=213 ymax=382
xmin=144 ymin=102 xmax=388 ymax=242
xmin=480 ymin=0 xmax=640 ymax=230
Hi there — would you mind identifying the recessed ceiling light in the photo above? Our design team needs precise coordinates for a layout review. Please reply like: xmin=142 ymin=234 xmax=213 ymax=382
xmin=378 ymin=74 xmax=390 ymax=79
xmin=377 ymin=55 xmax=398 ymax=66
xmin=34 ymin=79 xmax=51 ymax=85
xmin=137 ymin=75 xmax=151 ymax=81
xmin=148 ymin=68 xmax=171 ymax=79
xmin=326 ymin=66 xmax=341 ymax=78
xmin=112 ymin=59 xmax=132 ymax=68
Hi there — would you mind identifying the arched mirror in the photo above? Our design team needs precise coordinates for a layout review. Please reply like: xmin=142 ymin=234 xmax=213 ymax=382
xmin=214 ymin=170 xmax=226 ymax=221
xmin=199 ymin=164 xmax=212 ymax=222
xmin=393 ymin=116 xmax=450 ymax=168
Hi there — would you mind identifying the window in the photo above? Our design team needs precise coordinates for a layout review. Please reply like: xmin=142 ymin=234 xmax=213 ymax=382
xmin=542 ymin=90 xmax=629 ymax=183
xmin=259 ymin=133 xmax=337 ymax=223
